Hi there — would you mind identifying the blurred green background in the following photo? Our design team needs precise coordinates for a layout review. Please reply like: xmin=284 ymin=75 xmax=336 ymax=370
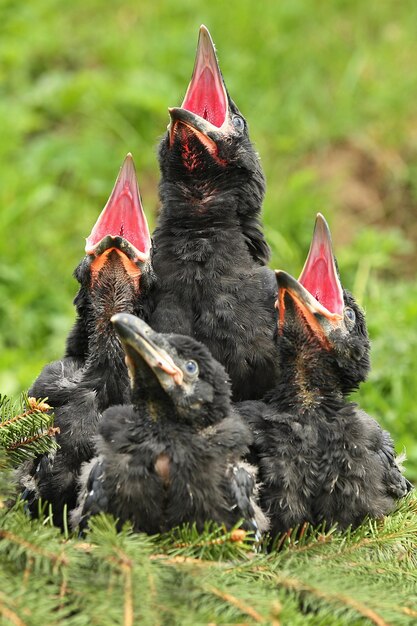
xmin=1 ymin=0 xmax=417 ymax=477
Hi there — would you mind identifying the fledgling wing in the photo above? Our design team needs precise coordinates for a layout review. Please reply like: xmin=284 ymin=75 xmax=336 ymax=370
xmin=18 ymin=357 xmax=83 ymax=507
xmin=203 ymin=413 xmax=269 ymax=536
xmin=72 ymin=404 xmax=147 ymax=531
xmin=312 ymin=406 xmax=412 ymax=530
xmin=235 ymin=400 xmax=270 ymax=466
xmin=18 ymin=357 xmax=103 ymax=527
xmin=19 ymin=454 xmax=54 ymax=509
xmin=228 ymin=462 xmax=269 ymax=538
xmin=71 ymin=457 xmax=108 ymax=532
xmin=355 ymin=407 xmax=412 ymax=500
xmin=378 ymin=429 xmax=413 ymax=498
xmin=29 ymin=356 xmax=84 ymax=399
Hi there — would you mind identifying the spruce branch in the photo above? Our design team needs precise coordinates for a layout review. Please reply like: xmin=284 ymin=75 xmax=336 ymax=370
xmin=205 ymin=585 xmax=266 ymax=623
xmin=150 ymin=554 xmax=230 ymax=568
xmin=0 ymin=465 xmax=416 ymax=624
xmin=0 ymin=394 xmax=58 ymax=466
xmin=0 ymin=595 xmax=26 ymax=626
xmin=122 ymin=560 xmax=133 ymax=626
xmin=156 ymin=521 xmax=256 ymax=560
xmin=172 ymin=527 xmax=247 ymax=548
xmin=268 ymin=573 xmax=389 ymax=626
xmin=0 ymin=529 xmax=68 ymax=568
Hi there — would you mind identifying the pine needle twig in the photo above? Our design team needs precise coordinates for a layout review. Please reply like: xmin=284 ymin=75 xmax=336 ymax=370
xmin=205 ymin=585 xmax=266 ymax=623
xmin=172 ymin=528 xmax=247 ymax=549
xmin=271 ymin=573 xmax=389 ymax=626
xmin=0 ymin=529 xmax=68 ymax=567
xmin=6 ymin=426 xmax=60 ymax=451
xmin=0 ymin=601 xmax=26 ymax=626
xmin=0 ymin=398 xmax=51 ymax=429
xmin=121 ymin=562 xmax=133 ymax=626
xmin=150 ymin=554 xmax=229 ymax=567
xmin=0 ymin=395 xmax=59 ymax=465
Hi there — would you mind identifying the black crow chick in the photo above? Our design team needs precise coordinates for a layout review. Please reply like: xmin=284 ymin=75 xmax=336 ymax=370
xmin=19 ymin=155 xmax=153 ymax=527
xmin=72 ymin=313 xmax=268 ymax=537
xmin=243 ymin=214 xmax=411 ymax=537
xmin=150 ymin=26 xmax=277 ymax=401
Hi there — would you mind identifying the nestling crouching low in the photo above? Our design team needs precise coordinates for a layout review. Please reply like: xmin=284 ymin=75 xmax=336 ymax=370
xmin=72 ymin=314 xmax=268 ymax=536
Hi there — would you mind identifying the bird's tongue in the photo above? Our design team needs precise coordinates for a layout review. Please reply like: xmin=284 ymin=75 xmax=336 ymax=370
xmin=181 ymin=25 xmax=227 ymax=128
xmin=298 ymin=214 xmax=344 ymax=316
xmin=85 ymin=154 xmax=151 ymax=260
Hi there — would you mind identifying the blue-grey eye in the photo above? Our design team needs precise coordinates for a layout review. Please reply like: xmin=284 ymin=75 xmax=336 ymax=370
xmin=185 ymin=360 xmax=198 ymax=376
xmin=345 ymin=307 xmax=356 ymax=323
xmin=232 ymin=115 xmax=245 ymax=131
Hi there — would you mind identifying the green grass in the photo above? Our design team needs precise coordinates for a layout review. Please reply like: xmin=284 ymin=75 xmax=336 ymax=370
xmin=1 ymin=0 xmax=417 ymax=476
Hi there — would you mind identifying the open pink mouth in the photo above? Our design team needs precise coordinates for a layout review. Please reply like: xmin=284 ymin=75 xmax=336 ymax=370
xmin=181 ymin=25 xmax=227 ymax=129
xmin=85 ymin=154 xmax=151 ymax=261
xmin=298 ymin=213 xmax=344 ymax=316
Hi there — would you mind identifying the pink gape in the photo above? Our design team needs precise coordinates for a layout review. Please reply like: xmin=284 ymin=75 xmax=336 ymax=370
xmin=182 ymin=26 xmax=227 ymax=129
xmin=298 ymin=213 xmax=344 ymax=316
xmin=86 ymin=154 xmax=151 ymax=262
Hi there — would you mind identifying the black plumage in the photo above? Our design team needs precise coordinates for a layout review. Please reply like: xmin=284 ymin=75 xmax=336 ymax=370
xmin=18 ymin=155 xmax=153 ymax=527
xmin=72 ymin=313 xmax=268 ymax=536
xmin=150 ymin=26 xmax=277 ymax=401
xmin=241 ymin=215 xmax=411 ymax=537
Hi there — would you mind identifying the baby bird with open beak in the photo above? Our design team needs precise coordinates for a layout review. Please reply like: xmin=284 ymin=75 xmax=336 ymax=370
xmin=240 ymin=214 xmax=411 ymax=537
xmin=18 ymin=155 xmax=153 ymax=528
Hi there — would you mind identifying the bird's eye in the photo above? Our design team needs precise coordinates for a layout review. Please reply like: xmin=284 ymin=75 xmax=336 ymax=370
xmin=232 ymin=115 xmax=245 ymax=131
xmin=184 ymin=360 xmax=199 ymax=376
xmin=344 ymin=307 xmax=356 ymax=323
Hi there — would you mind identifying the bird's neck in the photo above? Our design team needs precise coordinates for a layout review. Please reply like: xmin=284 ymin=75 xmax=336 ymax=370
xmin=81 ymin=276 xmax=140 ymax=407
xmin=85 ymin=320 xmax=124 ymax=369
xmin=158 ymin=175 xmax=243 ymax=229
xmin=132 ymin=385 xmax=178 ymax=424
xmin=154 ymin=180 xmax=254 ymax=279
xmin=85 ymin=254 xmax=141 ymax=362
xmin=272 ymin=343 xmax=345 ymax=417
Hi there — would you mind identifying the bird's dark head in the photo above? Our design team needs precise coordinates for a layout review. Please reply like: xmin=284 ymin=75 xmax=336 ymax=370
xmin=75 ymin=154 xmax=152 ymax=302
xmin=81 ymin=153 xmax=151 ymax=283
xmin=71 ymin=155 xmax=153 ymax=358
xmin=275 ymin=214 xmax=370 ymax=396
xmin=111 ymin=313 xmax=232 ymax=426
xmin=158 ymin=25 xmax=265 ymax=219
